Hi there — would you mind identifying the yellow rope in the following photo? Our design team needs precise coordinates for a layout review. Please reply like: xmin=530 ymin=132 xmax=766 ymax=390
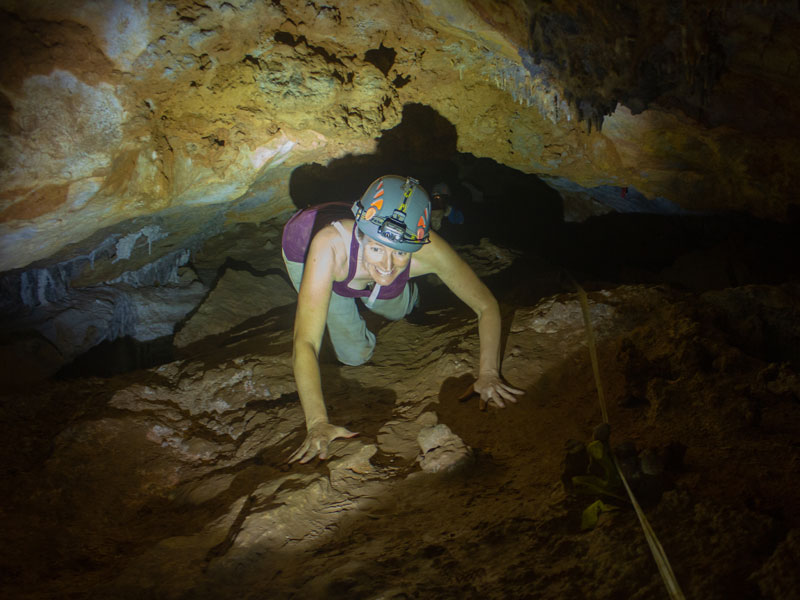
xmin=572 ymin=277 xmax=686 ymax=600
xmin=574 ymin=283 xmax=609 ymax=424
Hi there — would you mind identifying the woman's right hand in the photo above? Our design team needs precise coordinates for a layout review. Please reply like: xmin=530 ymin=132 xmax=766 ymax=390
xmin=288 ymin=422 xmax=358 ymax=464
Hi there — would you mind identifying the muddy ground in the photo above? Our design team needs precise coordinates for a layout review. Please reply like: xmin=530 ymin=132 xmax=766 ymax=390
xmin=1 ymin=215 xmax=799 ymax=599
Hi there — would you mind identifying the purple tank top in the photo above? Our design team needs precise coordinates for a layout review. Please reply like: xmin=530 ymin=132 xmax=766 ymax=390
xmin=282 ymin=203 xmax=411 ymax=299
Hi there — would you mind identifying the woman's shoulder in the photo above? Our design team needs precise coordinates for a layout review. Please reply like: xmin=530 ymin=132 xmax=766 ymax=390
xmin=309 ymin=220 xmax=354 ymax=278
xmin=410 ymin=230 xmax=455 ymax=276
xmin=312 ymin=219 xmax=355 ymax=245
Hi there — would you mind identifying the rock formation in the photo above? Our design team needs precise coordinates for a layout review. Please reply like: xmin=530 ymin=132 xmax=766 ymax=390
xmin=2 ymin=1 xmax=799 ymax=369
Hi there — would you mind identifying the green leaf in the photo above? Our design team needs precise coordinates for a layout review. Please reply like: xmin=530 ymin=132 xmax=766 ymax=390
xmin=581 ymin=499 xmax=619 ymax=530
xmin=586 ymin=440 xmax=621 ymax=485
xmin=586 ymin=440 xmax=606 ymax=461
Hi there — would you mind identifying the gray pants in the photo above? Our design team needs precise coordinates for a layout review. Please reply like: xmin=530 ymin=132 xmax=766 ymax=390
xmin=283 ymin=251 xmax=418 ymax=365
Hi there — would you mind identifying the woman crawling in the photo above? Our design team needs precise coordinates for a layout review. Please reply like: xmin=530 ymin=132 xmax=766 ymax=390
xmin=281 ymin=175 xmax=522 ymax=463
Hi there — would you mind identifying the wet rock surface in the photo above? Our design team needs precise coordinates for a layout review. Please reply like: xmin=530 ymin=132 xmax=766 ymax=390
xmin=1 ymin=234 xmax=799 ymax=599
xmin=174 ymin=269 xmax=295 ymax=349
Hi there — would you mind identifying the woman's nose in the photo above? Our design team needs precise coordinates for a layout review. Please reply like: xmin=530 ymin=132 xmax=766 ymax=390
xmin=382 ymin=253 xmax=392 ymax=270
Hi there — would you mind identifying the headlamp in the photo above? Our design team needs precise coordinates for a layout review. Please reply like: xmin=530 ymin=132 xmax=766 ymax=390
xmin=352 ymin=175 xmax=431 ymax=250
xmin=377 ymin=217 xmax=408 ymax=243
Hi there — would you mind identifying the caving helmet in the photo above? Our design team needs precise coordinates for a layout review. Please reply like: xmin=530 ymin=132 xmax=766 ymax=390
xmin=352 ymin=175 xmax=432 ymax=252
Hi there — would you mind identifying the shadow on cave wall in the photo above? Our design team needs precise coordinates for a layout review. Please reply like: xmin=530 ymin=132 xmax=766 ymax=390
xmin=289 ymin=103 xmax=564 ymax=251
xmin=287 ymin=103 xmax=800 ymax=292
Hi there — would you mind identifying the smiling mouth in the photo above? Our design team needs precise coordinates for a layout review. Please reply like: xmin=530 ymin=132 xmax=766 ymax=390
xmin=375 ymin=266 xmax=393 ymax=276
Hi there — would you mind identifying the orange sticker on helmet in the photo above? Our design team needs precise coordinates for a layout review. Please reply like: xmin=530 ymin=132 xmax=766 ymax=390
xmin=365 ymin=207 xmax=377 ymax=221
xmin=370 ymin=197 xmax=384 ymax=210
xmin=417 ymin=216 xmax=425 ymax=227
xmin=417 ymin=227 xmax=425 ymax=239
xmin=373 ymin=189 xmax=384 ymax=199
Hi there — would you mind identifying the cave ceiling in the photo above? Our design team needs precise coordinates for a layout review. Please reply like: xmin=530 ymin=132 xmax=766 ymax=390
xmin=0 ymin=0 xmax=799 ymax=274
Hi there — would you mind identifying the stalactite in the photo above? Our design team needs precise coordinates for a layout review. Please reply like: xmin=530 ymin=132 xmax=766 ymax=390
xmin=484 ymin=55 xmax=576 ymax=125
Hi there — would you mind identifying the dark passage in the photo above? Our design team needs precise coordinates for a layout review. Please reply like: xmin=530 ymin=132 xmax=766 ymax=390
xmin=291 ymin=102 xmax=800 ymax=292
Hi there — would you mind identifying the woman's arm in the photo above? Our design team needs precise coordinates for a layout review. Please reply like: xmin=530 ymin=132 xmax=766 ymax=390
xmin=413 ymin=231 xmax=523 ymax=408
xmin=289 ymin=230 xmax=356 ymax=463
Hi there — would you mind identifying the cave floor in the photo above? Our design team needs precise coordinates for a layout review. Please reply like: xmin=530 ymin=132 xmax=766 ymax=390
xmin=2 ymin=240 xmax=800 ymax=599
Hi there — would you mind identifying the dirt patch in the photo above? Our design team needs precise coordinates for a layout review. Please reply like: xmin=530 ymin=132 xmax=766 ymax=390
xmin=1 ymin=271 xmax=799 ymax=599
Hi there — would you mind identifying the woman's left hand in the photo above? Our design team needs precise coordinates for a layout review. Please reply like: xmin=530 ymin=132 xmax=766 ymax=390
xmin=473 ymin=374 xmax=524 ymax=410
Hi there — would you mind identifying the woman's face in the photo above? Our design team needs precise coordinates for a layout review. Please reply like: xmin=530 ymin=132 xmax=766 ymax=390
xmin=362 ymin=236 xmax=412 ymax=286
